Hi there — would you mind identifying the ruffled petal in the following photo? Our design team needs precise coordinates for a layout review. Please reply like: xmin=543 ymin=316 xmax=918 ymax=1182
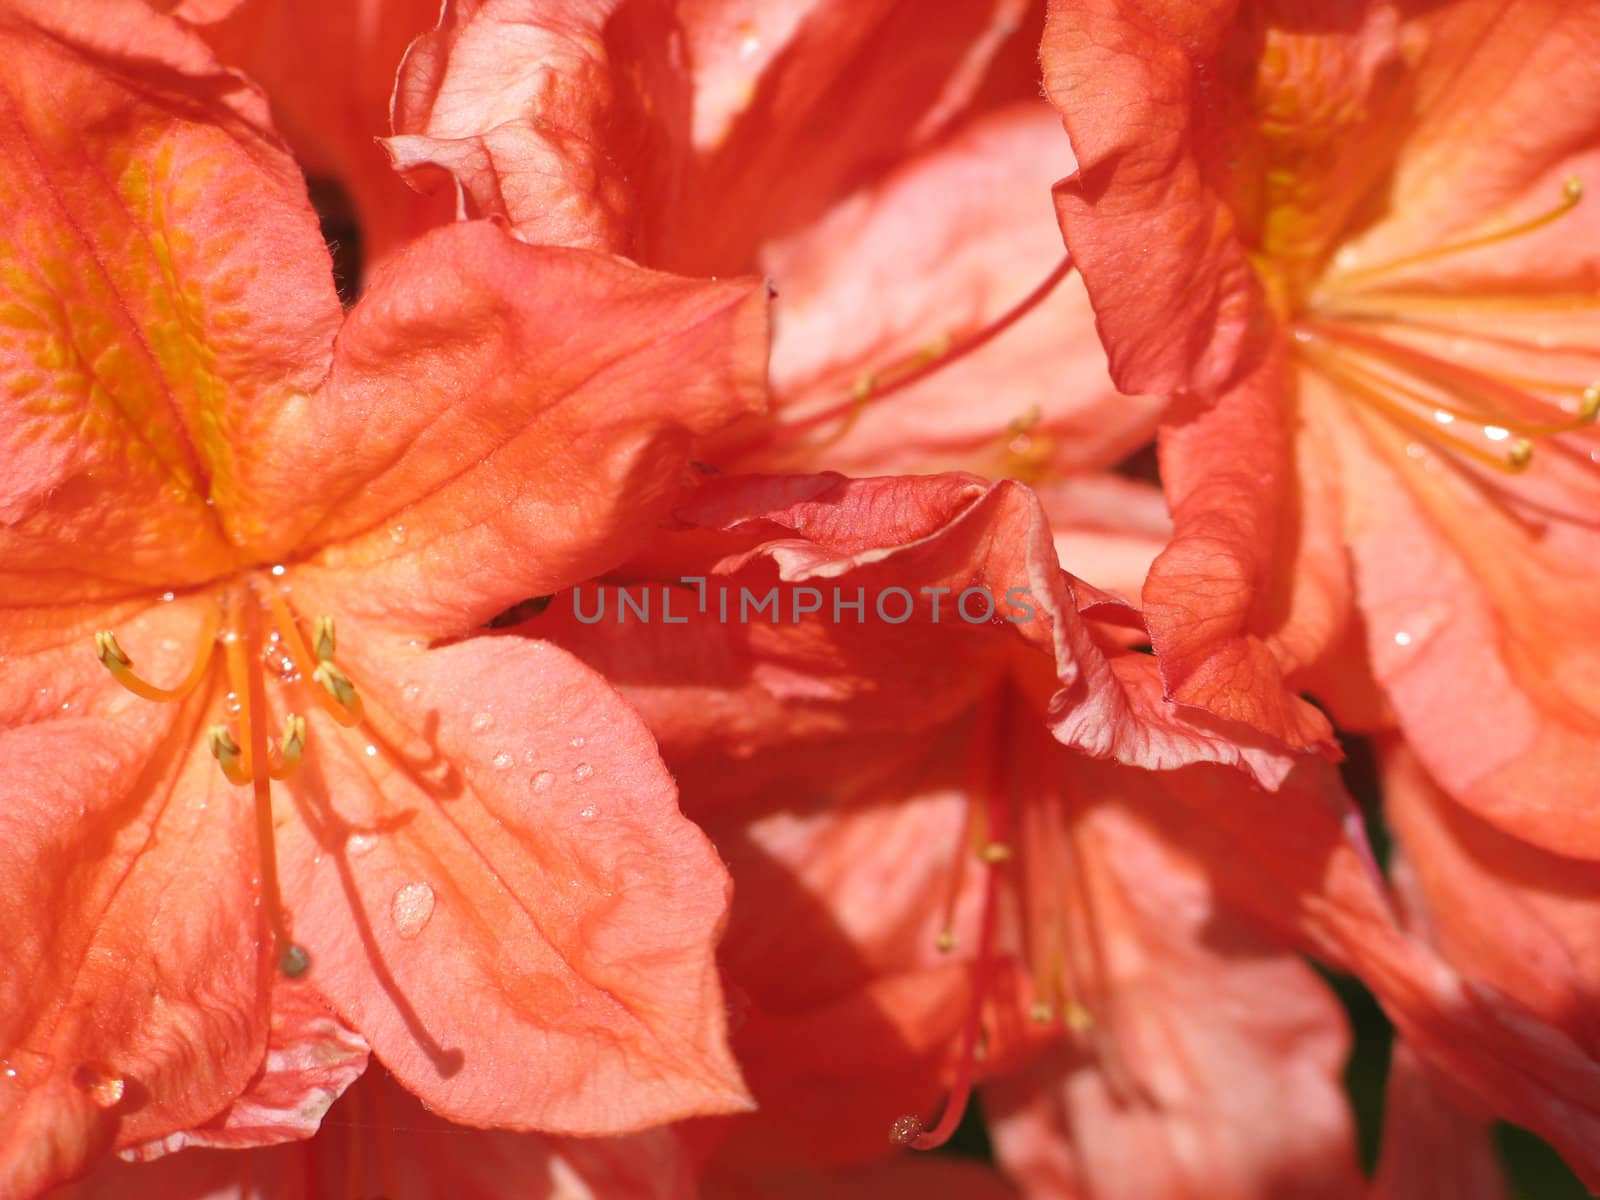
xmin=0 ymin=0 xmax=342 ymax=603
xmin=540 ymin=472 xmax=1302 ymax=790
xmin=121 ymin=983 xmax=369 ymax=1160
xmin=1143 ymin=341 xmax=1349 ymax=754
xmin=390 ymin=0 xmax=1032 ymax=272
xmin=268 ymin=221 xmax=768 ymax=639
xmin=61 ymin=1068 xmax=698 ymax=1199
xmin=269 ymin=622 xmax=748 ymax=1134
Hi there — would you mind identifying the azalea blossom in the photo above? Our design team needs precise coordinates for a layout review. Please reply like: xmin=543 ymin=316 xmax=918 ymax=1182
xmin=385 ymin=0 xmax=1163 ymax=480
xmin=1042 ymin=0 xmax=1600 ymax=1181
xmin=518 ymin=469 xmax=1589 ymax=1196
xmin=0 ymin=3 xmax=769 ymax=1192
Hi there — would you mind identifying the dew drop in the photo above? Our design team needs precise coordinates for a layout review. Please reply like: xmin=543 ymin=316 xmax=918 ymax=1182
xmin=364 ymin=744 xmax=378 ymax=758
xmin=579 ymin=804 xmax=597 ymax=818
xmin=573 ymin=762 xmax=595 ymax=783
xmin=270 ymin=564 xmax=286 ymax=577
xmin=346 ymin=832 xmax=378 ymax=856
xmin=389 ymin=524 xmax=408 ymax=545
xmin=224 ymin=691 xmax=241 ymax=716
xmin=279 ymin=943 xmax=312 ymax=977
xmin=72 ymin=1066 xmax=125 ymax=1110
xmin=530 ymin=770 xmax=556 ymax=794
xmin=160 ymin=591 xmax=175 ymax=603
xmin=391 ymin=882 xmax=436 ymax=939
xmin=569 ymin=735 xmax=586 ymax=750
xmin=491 ymin=751 xmax=513 ymax=770
xmin=402 ymin=683 xmax=422 ymax=703
xmin=470 ymin=711 xmax=494 ymax=734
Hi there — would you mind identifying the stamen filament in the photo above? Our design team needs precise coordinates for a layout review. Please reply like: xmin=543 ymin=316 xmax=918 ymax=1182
xmin=94 ymin=606 xmax=220 ymax=703
xmin=1328 ymin=177 xmax=1583 ymax=291
xmin=1298 ymin=337 xmax=1533 ymax=472
xmin=1301 ymin=320 xmax=1600 ymax=435
xmin=241 ymin=591 xmax=307 ymax=977
xmin=262 ymin=588 xmax=364 ymax=727
xmin=781 ymin=256 xmax=1075 ymax=439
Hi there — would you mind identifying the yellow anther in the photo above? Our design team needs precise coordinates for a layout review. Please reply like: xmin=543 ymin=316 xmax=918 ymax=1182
xmin=270 ymin=714 xmax=308 ymax=780
xmin=977 ymin=841 xmax=1012 ymax=865
xmin=206 ymin=724 xmax=250 ymax=785
xmin=312 ymin=617 xmax=337 ymax=662
xmin=312 ymin=661 xmax=363 ymax=724
xmin=1565 ymin=175 xmax=1584 ymax=203
xmin=94 ymin=630 xmax=131 ymax=670
xmin=1507 ymin=438 xmax=1534 ymax=471
xmin=1064 ymin=1002 xmax=1094 ymax=1032
xmin=935 ymin=929 xmax=958 ymax=954
xmin=1028 ymin=1001 xmax=1056 ymax=1024
xmin=1581 ymin=384 xmax=1600 ymax=421
xmin=851 ymin=371 xmax=877 ymax=402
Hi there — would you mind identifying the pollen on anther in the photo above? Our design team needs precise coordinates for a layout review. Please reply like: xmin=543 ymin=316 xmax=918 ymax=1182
xmin=888 ymin=1114 xmax=924 ymax=1146
xmin=977 ymin=842 xmax=1012 ymax=864
xmin=935 ymin=929 xmax=957 ymax=953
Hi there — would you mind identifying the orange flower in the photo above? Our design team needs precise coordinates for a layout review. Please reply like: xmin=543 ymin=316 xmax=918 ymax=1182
xmin=0 ymin=3 xmax=768 ymax=1192
xmin=518 ymin=470 xmax=1581 ymax=1194
xmin=1041 ymin=0 xmax=1600 ymax=1180
xmin=385 ymin=0 xmax=1162 ymax=480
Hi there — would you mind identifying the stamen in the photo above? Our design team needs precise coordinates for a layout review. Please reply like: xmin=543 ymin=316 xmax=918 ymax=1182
xmin=780 ymin=256 xmax=1075 ymax=440
xmin=240 ymin=587 xmax=303 ymax=978
xmin=262 ymin=590 xmax=365 ymax=727
xmin=312 ymin=661 xmax=364 ymax=724
xmin=1303 ymin=320 xmax=1600 ymax=436
xmin=892 ymin=839 xmax=1005 ymax=1151
xmin=269 ymin=714 xmax=308 ymax=781
xmin=1297 ymin=334 xmax=1536 ymax=472
xmin=93 ymin=606 xmax=220 ymax=703
xmin=312 ymin=617 xmax=337 ymax=662
xmin=206 ymin=724 xmax=250 ymax=786
xmin=1329 ymin=177 xmax=1583 ymax=291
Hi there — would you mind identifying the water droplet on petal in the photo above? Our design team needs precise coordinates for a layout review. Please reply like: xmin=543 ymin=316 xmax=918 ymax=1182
xmin=573 ymin=762 xmax=594 ymax=783
xmin=160 ymin=591 xmax=175 ymax=603
xmin=391 ymin=882 xmax=435 ymax=940
xmin=530 ymin=770 xmax=556 ymax=794
xmin=346 ymin=832 xmax=377 ymax=855
xmin=491 ymin=752 xmax=513 ymax=770
xmin=389 ymin=524 xmax=408 ymax=544
xmin=364 ymin=744 xmax=378 ymax=758
xmin=569 ymin=735 xmax=586 ymax=749
xmin=470 ymin=711 xmax=494 ymax=733
xmin=579 ymin=804 xmax=597 ymax=818
xmin=402 ymin=683 xmax=421 ymax=703
xmin=73 ymin=1066 xmax=125 ymax=1110
xmin=270 ymin=564 xmax=286 ymax=577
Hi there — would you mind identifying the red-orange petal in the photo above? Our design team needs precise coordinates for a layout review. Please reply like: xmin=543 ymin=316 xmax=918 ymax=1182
xmin=271 ymin=221 xmax=769 ymax=639
xmin=0 ymin=1 xmax=343 ymax=604
xmin=268 ymin=625 xmax=750 ymax=1134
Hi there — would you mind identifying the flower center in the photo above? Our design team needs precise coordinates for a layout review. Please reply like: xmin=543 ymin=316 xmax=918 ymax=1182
xmin=93 ymin=571 xmax=367 ymax=976
xmin=1285 ymin=178 xmax=1600 ymax=473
